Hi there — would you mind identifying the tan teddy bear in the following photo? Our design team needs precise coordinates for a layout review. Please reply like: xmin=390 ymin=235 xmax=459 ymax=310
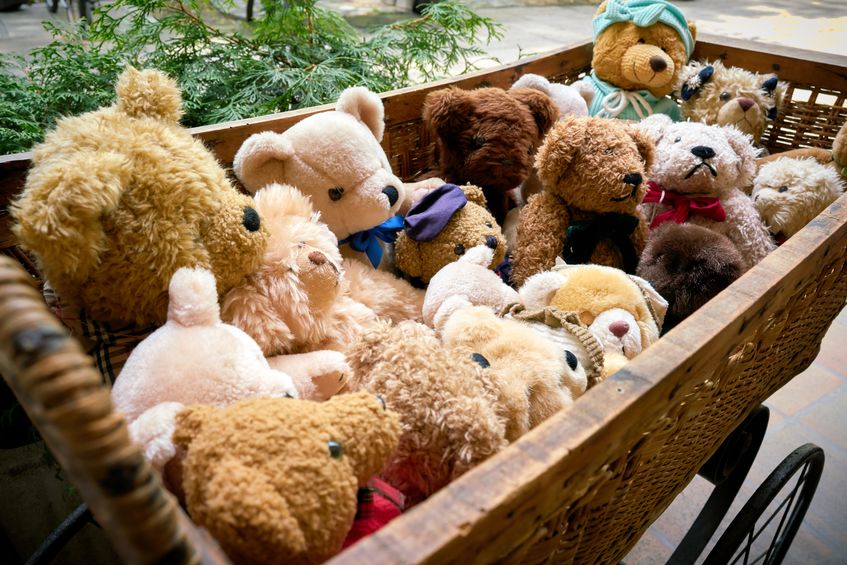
xmin=173 ymin=392 xmax=401 ymax=564
xmin=221 ymin=183 xmax=383 ymax=400
xmin=11 ymin=67 xmax=268 ymax=330
xmin=395 ymin=184 xmax=505 ymax=285
xmin=232 ymin=87 xmax=429 ymax=323
xmin=676 ymin=60 xmax=786 ymax=154
xmin=512 ymin=115 xmax=654 ymax=286
xmin=575 ymin=0 xmax=696 ymax=122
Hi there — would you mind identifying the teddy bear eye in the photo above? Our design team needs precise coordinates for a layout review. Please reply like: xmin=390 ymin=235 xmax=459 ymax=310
xmin=454 ymin=244 xmax=466 ymax=256
xmin=778 ymin=185 xmax=788 ymax=193
xmin=564 ymin=350 xmax=578 ymax=371
xmin=328 ymin=440 xmax=344 ymax=459
xmin=604 ymin=147 xmax=615 ymax=155
xmin=527 ymin=144 xmax=533 ymax=155
xmin=719 ymin=91 xmax=732 ymax=101
xmin=486 ymin=222 xmax=493 ymax=228
xmin=674 ymin=136 xmax=681 ymax=143
xmin=637 ymin=38 xmax=645 ymax=44
xmin=472 ymin=135 xmax=486 ymax=149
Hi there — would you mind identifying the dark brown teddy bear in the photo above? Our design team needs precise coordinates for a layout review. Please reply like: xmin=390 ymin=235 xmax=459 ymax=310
xmin=511 ymin=116 xmax=654 ymax=286
xmin=422 ymin=86 xmax=559 ymax=224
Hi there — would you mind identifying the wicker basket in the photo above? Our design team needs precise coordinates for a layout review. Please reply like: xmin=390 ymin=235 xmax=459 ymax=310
xmin=1 ymin=34 xmax=846 ymax=564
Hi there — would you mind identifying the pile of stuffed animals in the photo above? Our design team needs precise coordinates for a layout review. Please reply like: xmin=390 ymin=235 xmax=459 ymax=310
xmin=9 ymin=0 xmax=846 ymax=562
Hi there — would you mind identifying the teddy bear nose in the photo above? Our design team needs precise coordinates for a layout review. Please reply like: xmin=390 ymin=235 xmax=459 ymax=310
xmin=382 ymin=186 xmax=399 ymax=206
xmin=649 ymin=56 xmax=668 ymax=73
xmin=691 ymin=146 xmax=716 ymax=159
xmin=328 ymin=187 xmax=344 ymax=201
xmin=242 ymin=207 xmax=260 ymax=232
xmin=609 ymin=320 xmax=630 ymax=338
xmin=623 ymin=173 xmax=642 ymax=187
xmin=737 ymin=97 xmax=755 ymax=112
xmin=308 ymin=251 xmax=327 ymax=265
xmin=485 ymin=235 xmax=498 ymax=249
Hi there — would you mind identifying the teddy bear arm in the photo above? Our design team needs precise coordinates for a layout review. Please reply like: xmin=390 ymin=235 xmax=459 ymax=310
xmin=722 ymin=192 xmax=777 ymax=269
xmin=189 ymin=457 xmax=308 ymax=563
xmin=267 ymin=350 xmax=350 ymax=401
xmin=343 ymin=258 xmax=425 ymax=323
xmin=512 ymin=192 xmax=570 ymax=286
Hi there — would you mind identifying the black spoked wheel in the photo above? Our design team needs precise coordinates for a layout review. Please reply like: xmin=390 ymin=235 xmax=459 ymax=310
xmin=703 ymin=444 xmax=825 ymax=565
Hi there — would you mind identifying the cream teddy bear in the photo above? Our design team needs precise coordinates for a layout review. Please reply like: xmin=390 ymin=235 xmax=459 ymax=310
xmin=637 ymin=114 xmax=776 ymax=271
xmin=232 ymin=87 xmax=434 ymax=323
xmin=752 ymin=157 xmax=846 ymax=243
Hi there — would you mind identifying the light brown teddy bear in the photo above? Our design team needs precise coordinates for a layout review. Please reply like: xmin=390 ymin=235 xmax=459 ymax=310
xmin=11 ymin=67 xmax=268 ymax=329
xmin=677 ymin=60 xmax=786 ymax=154
xmin=173 ymin=392 xmax=400 ymax=564
xmin=511 ymin=116 xmax=654 ymax=286
xmin=222 ymin=183 xmax=383 ymax=400
xmin=232 ymin=87 xmax=432 ymax=324
xmin=394 ymin=183 xmax=505 ymax=285
xmin=346 ymin=320 xmax=508 ymax=506
xmin=575 ymin=0 xmax=696 ymax=122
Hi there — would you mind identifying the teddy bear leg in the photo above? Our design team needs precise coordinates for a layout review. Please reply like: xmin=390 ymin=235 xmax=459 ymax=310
xmin=343 ymin=258 xmax=425 ymax=323
xmin=267 ymin=350 xmax=350 ymax=401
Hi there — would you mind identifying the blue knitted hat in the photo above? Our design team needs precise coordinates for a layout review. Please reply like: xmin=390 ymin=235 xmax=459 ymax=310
xmin=593 ymin=0 xmax=694 ymax=57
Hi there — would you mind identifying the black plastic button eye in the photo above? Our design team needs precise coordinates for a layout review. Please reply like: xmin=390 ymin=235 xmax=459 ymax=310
xmin=328 ymin=441 xmax=344 ymax=459
xmin=243 ymin=207 xmax=260 ymax=232
xmin=328 ymin=187 xmax=344 ymax=201
xmin=454 ymin=244 xmax=466 ymax=256
xmin=778 ymin=186 xmax=788 ymax=193
xmin=565 ymin=350 xmax=578 ymax=371
xmin=471 ymin=353 xmax=490 ymax=368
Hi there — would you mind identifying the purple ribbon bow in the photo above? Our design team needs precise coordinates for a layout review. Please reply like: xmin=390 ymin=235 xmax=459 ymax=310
xmin=404 ymin=184 xmax=467 ymax=242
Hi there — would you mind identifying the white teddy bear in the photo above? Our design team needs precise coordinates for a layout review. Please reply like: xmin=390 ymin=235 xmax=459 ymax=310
xmin=637 ymin=114 xmax=775 ymax=271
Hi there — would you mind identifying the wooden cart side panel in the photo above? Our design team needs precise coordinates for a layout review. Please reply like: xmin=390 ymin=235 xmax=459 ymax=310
xmin=331 ymin=193 xmax=847 ymax=564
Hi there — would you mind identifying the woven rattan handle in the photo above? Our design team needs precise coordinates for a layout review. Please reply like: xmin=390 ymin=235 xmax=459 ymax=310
xmin=0 ymin=257 xmax=228 ymax=564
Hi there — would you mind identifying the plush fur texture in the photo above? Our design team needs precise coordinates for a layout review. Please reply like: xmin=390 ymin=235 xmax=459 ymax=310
xmin=676 ymin=60 xmax=786 ymax=149
xmin=637 ymin=222 xmax=744 ymax=330
xmin=173 ymin=392 xmax=400 ymax=564
xmin=637 ymin=114 xmax=776 ymax=271
xmin=232 ymin=87 xmax=426 ymax=323
xmin=422 ymin=86 xmax=559 ymax=224
xmin=221 ymin=184 xmax=385 ymax=400
xmin=395 ymin=184 xmax=506 ymax=284
xmin=111 ymin=268 xmax=299 ymax=471
xmin=11 ymin=67 xmax=268 ymax=327
xmin=422 ymin=246 xmax=519 ymax=334
xmin=511 ymin=116 xmax=654 ymax=286
xmin=756 ymin=120 xmax=847 ymax=180
xmin=441 ymin=305 xmax=580 ymax=441
xmin=519 ymin=264 xmax=667 ymax=378
xmin=752 ymin=157 xmax=846 ymax=240
xmin=346 ymin=321 xmax=508 ymax=506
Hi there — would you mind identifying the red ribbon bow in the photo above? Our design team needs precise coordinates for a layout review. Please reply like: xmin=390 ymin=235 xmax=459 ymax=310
xmin=643 ymin=181 xmax=726 ymax=229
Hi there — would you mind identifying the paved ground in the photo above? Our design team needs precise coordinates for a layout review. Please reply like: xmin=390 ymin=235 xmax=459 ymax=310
xmin=1 ymin=1 xmax=846 ymax=563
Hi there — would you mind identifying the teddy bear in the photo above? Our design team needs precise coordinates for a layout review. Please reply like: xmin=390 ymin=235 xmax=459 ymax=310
xmin=637 ymin=222 xmax=744 ymax=330
xmin=394 ymin=183 xmax=506 ymax=286
xmin=232 ymin=86 xmax=429 ymax=323
xmin=221 ymin=183 xmax=386 ymax=400
xmin=518 ymin=261 xmax=668 ymax=379
xmin=10 ymin=67 xmax=268 ymax=357
xmin=346 ymin=320 xmax=508 ymax=506
xmin=756 ymin=119 xmax=847 ymax=181
xmin=676 ymin=60 xmax=786 ymax=155
xmin=637 ymin=114 xmax=776 ymax=271
xmin=421 ymin=85 xmax=559 ymax=224
xmin=573 ymin=0 xmax=696 ymax=122
xmin=172 ymin=392 xmax=401 ymax=564
xmin=511 ymin=115 xmax=654 ymax=286
xmin=110 ymin=267 xmax=300 ymax=475
xmin=751 ymin=157 xmax=846 ymax=243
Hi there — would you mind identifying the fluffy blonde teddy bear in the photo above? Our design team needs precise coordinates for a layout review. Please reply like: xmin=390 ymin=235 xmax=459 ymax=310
xmin=751 ymin=157 xmax=846 ymax=243
xmin=637 ymin=114 xmax=776 ymax=271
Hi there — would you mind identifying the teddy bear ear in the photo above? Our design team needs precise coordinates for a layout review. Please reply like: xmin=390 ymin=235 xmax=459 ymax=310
xmin=233 ymin=132 xmax=295 ymax=194
xmin=172 ymin=404 xmax=217 ymax=448
xmin=519 ymin=270 xmax=569 ymax=310
xmin=460 ymin=184 xmax=488 ymax=207
xmin=628 ymin=275 xmax=669 ymax=329
xmin=423 ymin=87 xmax=475 ymax=141
xmin=115 ymin=66 xmax=183 ymax=123
xmin=687 ymin=21 xmax=697 ymax=43
xmin=722 ymin=125 xmax=758 ymax=185
xmin=677 ymin=61 xmax=714 ymax=101
xmin=254 ymin=182 xmax=315 ymax=221
xmin=629 ymin=128 xmax=656 ymax=172
xmin=636 ymin=114 xmax=673 ymax=144
xmin=534 ymin=117 xmax=583 ymax=189
xmin=336 ymin=86 xmax=386 ymax=142
xmin=511 ymin=87 xmax=560 ymax=137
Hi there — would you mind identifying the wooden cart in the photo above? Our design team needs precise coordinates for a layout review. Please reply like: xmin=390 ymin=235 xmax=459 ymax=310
xmin=1 ymin=34 xmax=845 ymax=564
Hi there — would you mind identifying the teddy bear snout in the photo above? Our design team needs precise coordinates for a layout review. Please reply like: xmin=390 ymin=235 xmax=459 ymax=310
xmin=691 ymin=146 xmax=716 ymax=160
xmin=649 ymin=56 xmax=667 ymax=73
xmin=737 ymin=97 xmax=755 ymax=112
xmin=485 ymin=235 xmax=498 ymax=249
xmin=609 ymin=320 xmax=630 ymax=338
xmin=382 ymin=186 xmax=399 ymax=206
